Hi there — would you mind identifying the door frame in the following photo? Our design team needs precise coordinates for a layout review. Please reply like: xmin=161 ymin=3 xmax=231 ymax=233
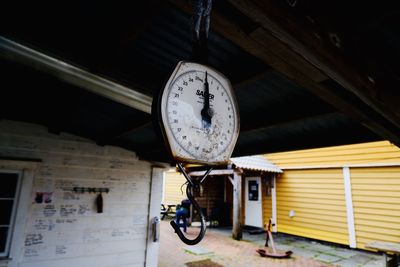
xmin=244 ymin=176 xmax=263 ymax=228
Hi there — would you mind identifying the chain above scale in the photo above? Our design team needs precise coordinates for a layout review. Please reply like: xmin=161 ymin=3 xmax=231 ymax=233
xmin=191 ymin=0 xmax=212 ymax=64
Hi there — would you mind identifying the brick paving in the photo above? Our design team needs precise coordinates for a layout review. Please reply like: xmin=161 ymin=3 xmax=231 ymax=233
xmin=158 ymin=221 xmax=334 ymax=267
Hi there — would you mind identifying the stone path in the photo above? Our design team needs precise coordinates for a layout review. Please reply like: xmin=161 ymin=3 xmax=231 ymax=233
xmin=158 ymin=221 xmax=385 ymax=267
xmin=241 ymin=230 xmax=385 ymax=267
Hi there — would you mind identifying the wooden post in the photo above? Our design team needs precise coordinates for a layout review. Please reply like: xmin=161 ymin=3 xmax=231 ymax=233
xmin=232 ymin=170 xmax=243 ymax=240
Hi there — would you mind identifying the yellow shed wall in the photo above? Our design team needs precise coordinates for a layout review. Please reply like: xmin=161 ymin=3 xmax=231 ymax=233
xmin=264 ymin=141 xmax=400 ymax=250
xmin=262 ymin=178 xmax=272 ymax=229
xmin=266 ymin=141 xmax=400 ymax=169
xmin=165 ymin=142 xmax=400 ymax=251
xmin=350 ymin=167 xmax=400 ymax=249
xmin=163 ymin=170 xmax=186 ymax=205
xmin=273 ymin=169 xmax=350 ymax=245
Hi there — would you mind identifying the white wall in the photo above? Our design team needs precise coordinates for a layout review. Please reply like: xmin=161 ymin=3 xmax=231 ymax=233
xmin=0 ymin=120 xmax=162 ymax=267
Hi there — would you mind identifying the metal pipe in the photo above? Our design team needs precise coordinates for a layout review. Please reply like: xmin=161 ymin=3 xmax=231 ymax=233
xmin=0 ymin=36 xmax=152 ymax=114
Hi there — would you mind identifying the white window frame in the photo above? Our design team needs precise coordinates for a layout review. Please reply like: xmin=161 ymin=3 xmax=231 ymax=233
xmin=0 ymin=170 xmax=22 ymax=258
xmin=0 ymin=159 xmax=37 ymax=267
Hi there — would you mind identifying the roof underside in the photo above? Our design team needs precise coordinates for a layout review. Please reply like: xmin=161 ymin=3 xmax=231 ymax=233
xmin=1 ymin=1 xmax=399 ymax=163
xmin=231 ymin=155 xmax=282 ymax=173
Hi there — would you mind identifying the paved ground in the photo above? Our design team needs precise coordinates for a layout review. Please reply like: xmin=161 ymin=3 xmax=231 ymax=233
xmin=158 ymin=221 xmax=385 ymax=267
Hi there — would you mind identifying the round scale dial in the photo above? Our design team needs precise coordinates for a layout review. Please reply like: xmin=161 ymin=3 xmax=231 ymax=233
xmin=159 ymin=61 xmax=239 ymax=165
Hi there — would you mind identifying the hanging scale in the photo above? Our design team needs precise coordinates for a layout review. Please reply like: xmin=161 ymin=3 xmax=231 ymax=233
xmin=154 ymin=0 xmax=240 ymax=245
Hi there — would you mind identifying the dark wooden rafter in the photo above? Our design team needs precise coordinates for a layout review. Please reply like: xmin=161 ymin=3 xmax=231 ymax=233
xmin=169 ymin=0 xmax=400 ymax=147
xmin=232 ymin=69 xmax=272 ymax=89
xmin=96 ymin=120 xmax=153 ymax=146
xmin=239 ymin=95 xmax=335 ymax=130
xmin=241 ymin=112 xmax=341 ymax=134
xmin=225 ymin=0 xmax=400 ymax=141
xmin=170 ymin=0 xmax=325 ymax=82
xmin=72 ymin=0 xmax=166 ymax=74
xmin=111 ymin=121 xmax=153 ymax=140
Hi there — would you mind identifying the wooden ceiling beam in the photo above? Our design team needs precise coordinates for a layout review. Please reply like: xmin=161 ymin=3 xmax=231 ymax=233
xmin=240 ymin=111 xmax=338 ymax=134
xmin=241 ymin=112 xmax=342 ymax=135
xmin=170 ymin=0 xmax=400 ymax=146
xmin=226 ymin=0 xmax=400 ymax=139
xmin=170 ymin=0 xmax=326 ymax=83
xmin=232 ymin=69 xmax=272 ymax=89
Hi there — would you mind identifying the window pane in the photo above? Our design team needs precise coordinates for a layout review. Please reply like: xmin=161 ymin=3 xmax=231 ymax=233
xmin=248 ymin=180 xmax=259 ymax=201
xmin=0 ymin=227 xmax=8 ymax=253
xmin=0 ymin=173 xmax=18 ymax=198
xmin=0 ymin=200 xmax=14 ymax=225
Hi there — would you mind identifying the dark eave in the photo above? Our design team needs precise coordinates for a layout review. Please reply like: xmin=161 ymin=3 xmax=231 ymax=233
xmin=2 ymin=0 xmax=398 ymax=163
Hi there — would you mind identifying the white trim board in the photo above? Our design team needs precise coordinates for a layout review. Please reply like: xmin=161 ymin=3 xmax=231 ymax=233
xmin=0 ymin=170 xmax=22 ymax=258
xmin=0 ymin=161 xmax=38 ymax=267
xmin=145 ymin=167 xmax=165 ymax=267
xmin=278 ymin=162 xmax=400 ymax=170
xmin=271 ymin=175 xmax=277 ymax=233
xmin=343 ymin=167 xmax=357 ymax=248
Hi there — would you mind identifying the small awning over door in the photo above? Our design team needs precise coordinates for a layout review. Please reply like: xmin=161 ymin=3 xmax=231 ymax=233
xmin=230 ymin=155 xmax=282 ymax=173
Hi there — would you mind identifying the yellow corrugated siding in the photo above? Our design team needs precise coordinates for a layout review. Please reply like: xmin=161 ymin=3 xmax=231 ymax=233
xmin=350 ymin=167 xmax=400 ymax=250
xmin=274 ymin=169 xmax=349 ymax=245
xmin=163 ymin=170 xmax=186 ymax=205
xmin=266 ymin=141 xmax=400 ymax=168
xmin=262 ymin=181 xmax=272 ymax=229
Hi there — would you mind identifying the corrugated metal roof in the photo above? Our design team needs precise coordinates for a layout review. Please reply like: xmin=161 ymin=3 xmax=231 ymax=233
xmin=230 ymin=155 xmax=282 ymax=173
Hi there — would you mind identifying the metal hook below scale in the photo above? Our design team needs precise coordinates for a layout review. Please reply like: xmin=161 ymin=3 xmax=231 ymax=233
xmin=170 ymin=163 xmax=212 ymax=245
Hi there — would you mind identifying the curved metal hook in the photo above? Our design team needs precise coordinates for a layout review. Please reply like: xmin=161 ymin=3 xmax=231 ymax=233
xmin=170 ymin=164 xmax=212 ymax=245
xmin=170 ymin=183 xmax=206 ymax=245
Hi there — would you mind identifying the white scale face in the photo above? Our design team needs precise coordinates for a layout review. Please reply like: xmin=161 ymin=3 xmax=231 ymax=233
xmin=160 ymin=61 xmax=239 ymax=165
